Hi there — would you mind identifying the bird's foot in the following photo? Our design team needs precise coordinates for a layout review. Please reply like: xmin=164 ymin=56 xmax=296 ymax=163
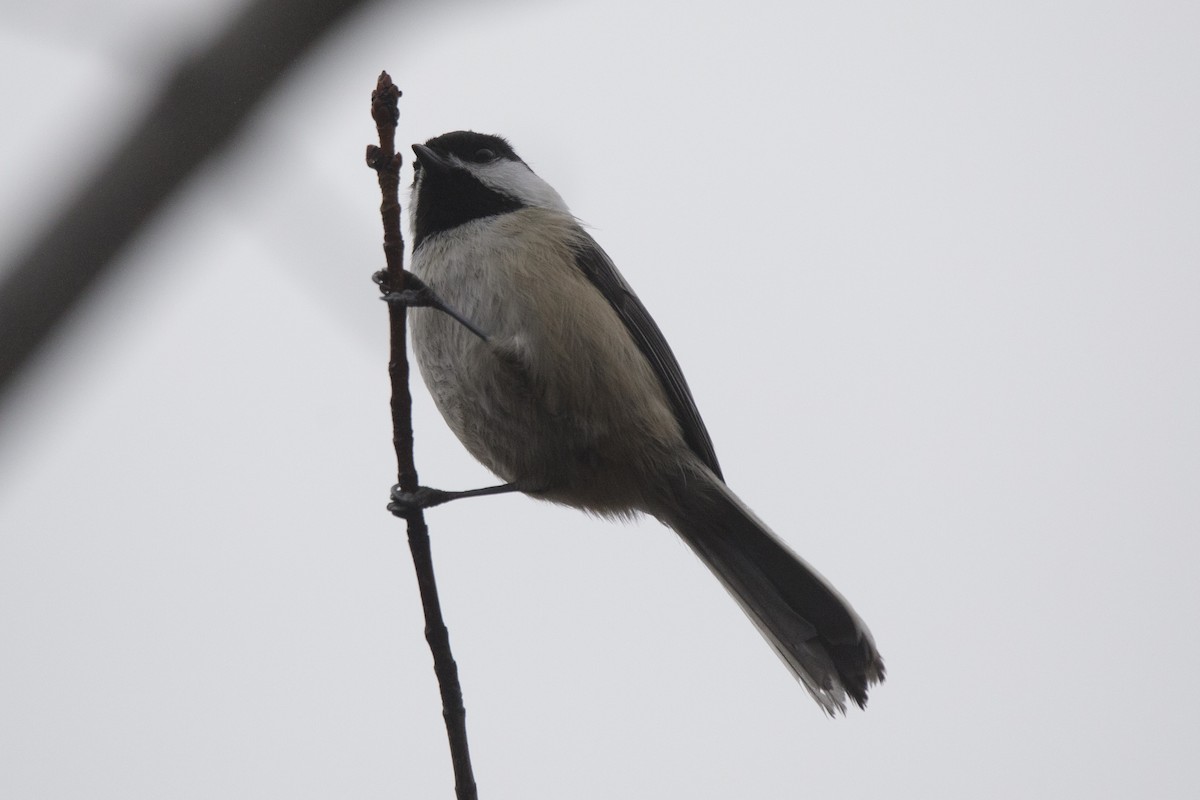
xmin=388 ymin=482 xmax=517 ymax=518
xmin=374 ymin=272 xmax=489 ymax=341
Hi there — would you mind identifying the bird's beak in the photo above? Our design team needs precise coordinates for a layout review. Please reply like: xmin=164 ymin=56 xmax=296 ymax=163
xmin=412 ymin=143 xmax=450 ymax=172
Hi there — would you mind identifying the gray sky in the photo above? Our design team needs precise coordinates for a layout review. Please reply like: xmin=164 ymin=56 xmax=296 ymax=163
xmin=2 ymin=1 xmax=1198 ymax=797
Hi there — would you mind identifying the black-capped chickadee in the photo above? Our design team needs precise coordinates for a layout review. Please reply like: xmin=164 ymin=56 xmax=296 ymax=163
xmin=396 ymin=130 xmax=884 ymax=714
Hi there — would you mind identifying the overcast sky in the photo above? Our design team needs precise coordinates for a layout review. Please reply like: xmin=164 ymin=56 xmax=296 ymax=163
xmin=2 ymin=1 xmax=1198 ymax=798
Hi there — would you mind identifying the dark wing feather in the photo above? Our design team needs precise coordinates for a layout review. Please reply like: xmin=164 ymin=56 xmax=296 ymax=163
xmin=568 ymin=228 xmax=723 ymax=480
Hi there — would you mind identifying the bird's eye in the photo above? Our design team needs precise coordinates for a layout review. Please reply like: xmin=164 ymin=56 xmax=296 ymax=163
xmin=472 ymin=148 xmax=496 ymax=162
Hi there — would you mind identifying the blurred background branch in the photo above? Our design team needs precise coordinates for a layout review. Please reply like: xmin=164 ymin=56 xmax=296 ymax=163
xmin=0 ymin=0 xmax=371 ymax=407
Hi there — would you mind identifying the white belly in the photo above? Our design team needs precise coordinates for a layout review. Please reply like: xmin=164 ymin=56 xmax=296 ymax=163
xmin=409 ymin=208 xmax=685 ymax=516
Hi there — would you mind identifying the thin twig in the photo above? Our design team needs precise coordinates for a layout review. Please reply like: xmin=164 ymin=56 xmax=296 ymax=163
xmin=366 ymin=72 xmax=478 ymax=800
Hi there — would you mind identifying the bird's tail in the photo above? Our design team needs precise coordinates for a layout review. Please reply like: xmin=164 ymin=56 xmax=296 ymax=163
xmin=657 ymin=469 xmax=885 ymax=714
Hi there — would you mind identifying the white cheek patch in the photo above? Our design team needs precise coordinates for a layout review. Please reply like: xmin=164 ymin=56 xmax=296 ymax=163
xmin=464 ymin=158 xmax=571 ymax=214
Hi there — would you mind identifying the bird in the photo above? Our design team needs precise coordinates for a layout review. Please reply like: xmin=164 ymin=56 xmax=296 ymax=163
xmin=391 ymin=130 xmax=884 ymax=714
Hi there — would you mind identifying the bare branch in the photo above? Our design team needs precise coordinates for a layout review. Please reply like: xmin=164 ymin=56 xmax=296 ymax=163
xmin=0 ymin=0 xmax=371 ymax=405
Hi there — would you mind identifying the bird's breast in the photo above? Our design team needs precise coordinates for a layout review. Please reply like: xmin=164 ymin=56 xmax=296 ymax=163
xmin=408 ymin=209 xmax=685 ymax=514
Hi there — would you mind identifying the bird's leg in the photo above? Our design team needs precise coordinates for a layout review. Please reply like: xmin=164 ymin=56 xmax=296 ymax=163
xmin=374 ymin=271 xmax=489 ymax=342
xmin=388 ymin=482 xmax=518 ymax=518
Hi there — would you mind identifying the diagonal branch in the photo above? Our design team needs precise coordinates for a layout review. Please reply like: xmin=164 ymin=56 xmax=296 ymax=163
xmin=366 ymin=72 xmax=479 ymax=800
xmin=0 ymin=0 xmax=371 ymax=406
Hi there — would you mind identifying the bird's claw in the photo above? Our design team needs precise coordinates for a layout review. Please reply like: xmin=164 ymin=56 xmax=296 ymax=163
xmin=381 ymin=288 xmax=437 ymax=308
xmin=376 ymin=272 xmax=488 ymax=341
xmin=388 ymin=485 xmax=454 ymax=517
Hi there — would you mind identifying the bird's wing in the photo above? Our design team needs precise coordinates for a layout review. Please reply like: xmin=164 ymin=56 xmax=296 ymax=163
xmin=568 ymin=228 xmax=723 ymax=480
